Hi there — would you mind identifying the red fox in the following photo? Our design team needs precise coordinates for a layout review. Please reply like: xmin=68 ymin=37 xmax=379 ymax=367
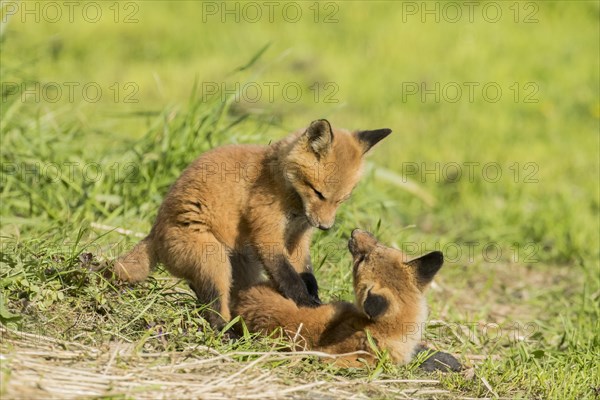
xmin=114 ymin=120 xmax=391 ymax=330
xmin=234 ymin=229 xmax=460 ymax=370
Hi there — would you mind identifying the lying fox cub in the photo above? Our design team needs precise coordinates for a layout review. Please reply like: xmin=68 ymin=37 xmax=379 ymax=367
xmin=234 ymin=229 xmax=461 ymax=370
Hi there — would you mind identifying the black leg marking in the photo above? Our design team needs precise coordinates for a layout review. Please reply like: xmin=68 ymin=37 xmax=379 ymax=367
xmin=300 ymin=272 xmax=321 ymax=304
xmin=414 ymin=345 xmax=463 ymax=372
xmin=266 ymin=255 xmax=319 ymax=307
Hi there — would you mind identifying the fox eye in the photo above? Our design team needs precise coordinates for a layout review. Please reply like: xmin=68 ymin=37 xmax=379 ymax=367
xmin=305 ymin=180 xmax=326 ymax=200
xmin=312 ymin=187 xmax=325 ymax=201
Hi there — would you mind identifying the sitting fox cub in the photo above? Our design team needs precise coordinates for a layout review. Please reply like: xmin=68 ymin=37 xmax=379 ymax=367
xmin=234 ymin=229 xmax=459 ymax=369
xmin=114 ymin=120 xmax=391 ymax=330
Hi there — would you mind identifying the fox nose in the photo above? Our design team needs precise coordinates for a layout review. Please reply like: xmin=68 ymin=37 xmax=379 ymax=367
xmin=351 ymin=229 xmax=371 ymax=240
xmin=318 ymin=223 xmax=332 ymax=231
xmin=348 ymin=229 xmax=377 ymax=255
xmin=351 ymin=229 xmax=364 ymax=238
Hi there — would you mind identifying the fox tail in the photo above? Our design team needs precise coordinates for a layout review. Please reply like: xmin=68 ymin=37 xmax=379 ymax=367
xmin=114 ymin=237 xmax=156 ymax=282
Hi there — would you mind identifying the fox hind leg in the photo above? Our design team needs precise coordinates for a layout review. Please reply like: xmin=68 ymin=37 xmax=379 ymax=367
xmin=188 ymin=278 xmax=231 ymax=332
xmin=160 ymin=229 xmax=233 ymax=331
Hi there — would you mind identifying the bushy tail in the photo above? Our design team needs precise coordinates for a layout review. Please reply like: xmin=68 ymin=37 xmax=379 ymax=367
xmin=114 ymin=237 xmax=156 ymax=282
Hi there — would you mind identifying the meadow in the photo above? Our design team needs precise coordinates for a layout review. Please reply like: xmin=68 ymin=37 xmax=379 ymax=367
xmin=1 ymin=1 xmax=599 ymax=399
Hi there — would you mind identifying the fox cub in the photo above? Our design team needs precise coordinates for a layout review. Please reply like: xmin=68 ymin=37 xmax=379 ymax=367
xmin=234 ymin=229 xmax=451 ymax=368
xmin=114 ymin=120 xmax=391 ymax=330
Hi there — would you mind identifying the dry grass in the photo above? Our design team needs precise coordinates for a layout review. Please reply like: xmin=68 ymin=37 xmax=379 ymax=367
xmin=1 ymin=326 xmax=453 ymax=400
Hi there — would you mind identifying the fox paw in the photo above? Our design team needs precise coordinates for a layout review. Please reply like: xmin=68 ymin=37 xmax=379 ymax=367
xmin=296 ymin=295 xmax=322 ymax=308
xmin=414 ymin=345 xmax=463 ymax=372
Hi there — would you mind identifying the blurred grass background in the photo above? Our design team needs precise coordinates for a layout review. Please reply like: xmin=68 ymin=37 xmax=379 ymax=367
xmin=1 ymin=1 xmax=599 ymax=399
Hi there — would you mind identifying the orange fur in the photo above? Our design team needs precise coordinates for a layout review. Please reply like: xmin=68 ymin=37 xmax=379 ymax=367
xmin=114 ymin=120 xmax=391 ymax=329
xmin=233 ymin=230 xmax=444 ymax=367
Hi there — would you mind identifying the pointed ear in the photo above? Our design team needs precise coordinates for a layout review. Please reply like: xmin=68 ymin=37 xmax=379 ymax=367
xmin=362 ymin=289 xmax=389 ymax=320
xmin=407 ymin=251 xmax=444 ymax=288
xmin=355 ymin=128 xmax=392 ymax=153
xmin=305 ymin=119 xmax=333 ymax=156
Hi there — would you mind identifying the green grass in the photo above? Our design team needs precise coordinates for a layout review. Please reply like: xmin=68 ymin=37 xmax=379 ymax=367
xmin=1 ymin=1 xmax=599 ymax=399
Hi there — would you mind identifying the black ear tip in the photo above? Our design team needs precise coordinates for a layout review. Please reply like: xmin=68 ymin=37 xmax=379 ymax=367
xmin=374 ymin=129 xmax=392 ymax=141
xmin=356 ymin=128 xmax=392 ymax=151
xmin=310 ymin=119 xmax=332 ymax=129
xmin=424 ymin=251 xmax=444 ymax=272
xmin=371 ymin=128 xmax=392 ymax=140
xmin=367 ymin=128 xmax=392 ymax=138
xmin=408 ymin=251 xmax=444 ymax=285
xmin=429 ymin=251 xmax=444 ymax=265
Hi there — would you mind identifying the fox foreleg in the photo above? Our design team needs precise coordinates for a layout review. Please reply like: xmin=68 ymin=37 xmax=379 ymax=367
xmin=261 ymin=253 xmax=321 ymax=307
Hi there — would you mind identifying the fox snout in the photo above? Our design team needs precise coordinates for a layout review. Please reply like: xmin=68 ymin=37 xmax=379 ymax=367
xmin=306 ymin=213 xmax=335 ymax=231
xmin=305 ymin=203 xmax=337 ymax=230
xmin=348 ymin=229 xmax=378 ymax=257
